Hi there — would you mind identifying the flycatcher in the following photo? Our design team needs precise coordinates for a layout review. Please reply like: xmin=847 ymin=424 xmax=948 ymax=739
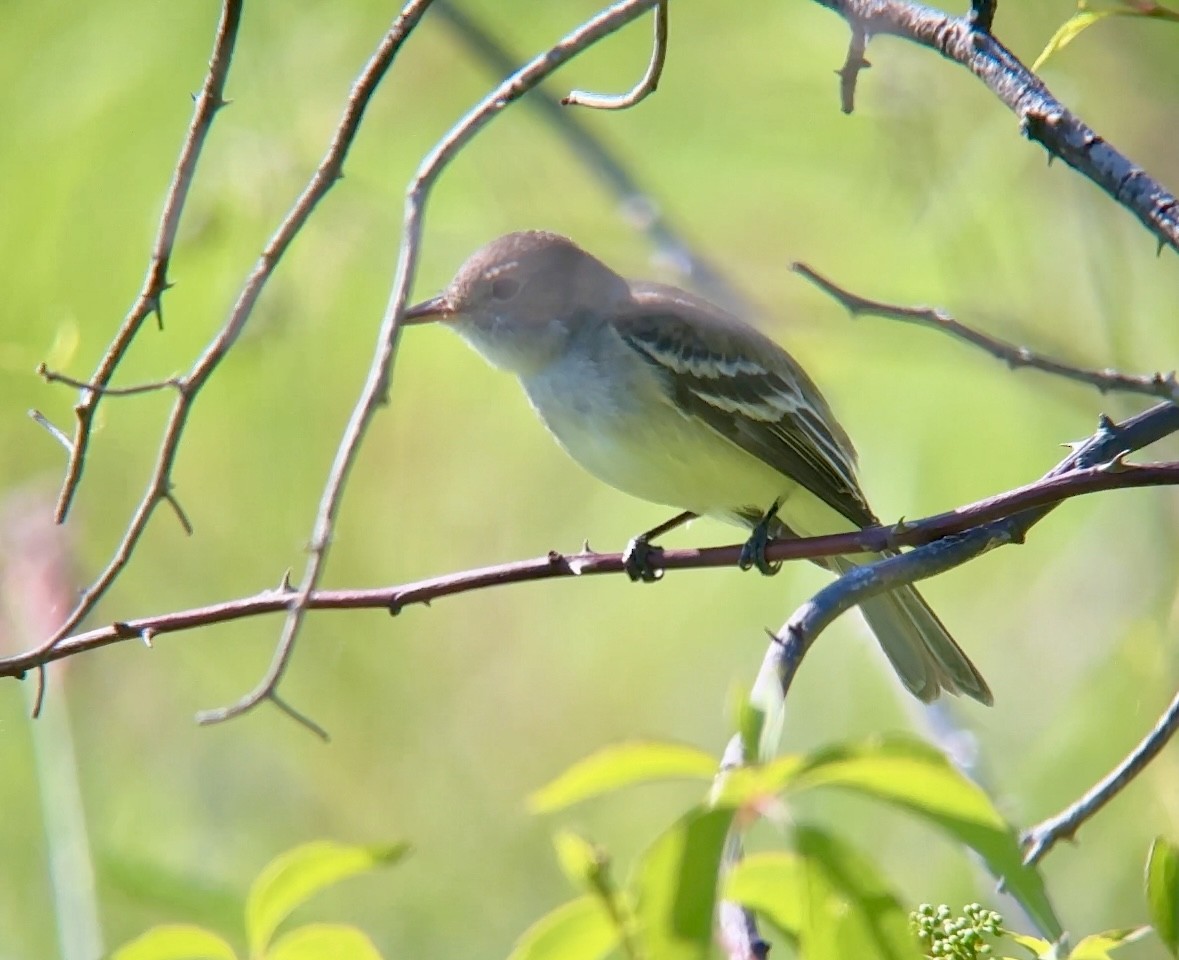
xmin=405 ymin=231 xmax=991 ymax=706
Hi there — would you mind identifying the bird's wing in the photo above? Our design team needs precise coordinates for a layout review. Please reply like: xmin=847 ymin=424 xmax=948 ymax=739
xmin=613 ymin=288 xmax=877 ymax=529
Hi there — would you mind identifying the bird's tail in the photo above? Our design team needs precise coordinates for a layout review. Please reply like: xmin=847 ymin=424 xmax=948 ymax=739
xmin=829 ymin=555 xmax=992 ymax=706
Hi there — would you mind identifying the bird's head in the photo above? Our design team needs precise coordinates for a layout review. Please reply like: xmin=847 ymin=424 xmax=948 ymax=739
xmin=404 ymin=231 xmax=630 ymax=374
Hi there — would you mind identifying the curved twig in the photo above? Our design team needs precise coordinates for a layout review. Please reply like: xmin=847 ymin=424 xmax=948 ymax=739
xmin=50 ymin=0 xmax=243 ymax=524
xmin=563 ymin=0 xmax=668 ymax=110
xmin=433 ymin=0 xmax=750 ymax=315
xmin=812 ymin=0 xmax=1179 ymax=254
xmin=1021 ymin=687 xmax=1179 ymax=865
xmin=194 ymin=0 xmax=665 ymax=727
xmin=5 ymin=2 xmax=434 ymax=687
xmin=793 ymin=262 xmax=1179 ymax=401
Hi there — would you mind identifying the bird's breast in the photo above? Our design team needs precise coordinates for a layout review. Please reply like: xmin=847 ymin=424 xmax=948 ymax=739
xmin=519 ymin=348 xmax=796 ymax=523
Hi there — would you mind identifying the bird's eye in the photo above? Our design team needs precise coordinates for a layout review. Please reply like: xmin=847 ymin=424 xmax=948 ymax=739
xmin=490 ymin=277 xmax=520 ymax=300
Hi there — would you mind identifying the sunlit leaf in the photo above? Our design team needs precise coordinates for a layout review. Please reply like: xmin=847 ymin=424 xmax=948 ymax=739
xmin=506 ymin=896 xmax=619 ymax=960
xmin=266 ymin=923 xmax=384 ymax=960
xmin=109 ymin=924 xmax=238 ymax=960
xmin=245 ymin=841 xmax=409 ymax=956
xmin=726 ymin=827 xmax=912 ymax=959
xmin=1007 ymin=930 xmax=1055 ymax=958
xmin=630 ymin=806 xmax=735 ymax=960
xmin=785 ymin=736 xmax=1062 ymax=939
xmin=529 ymin=741 xmax=716 ymax=813
xmin=1148 ymin=836 xmax=1179 ymax=956
xmin=1034 ymin=2 xmax=1179 ymax=71
xmin=1069 ymin=925 xmax=1150 ymax=959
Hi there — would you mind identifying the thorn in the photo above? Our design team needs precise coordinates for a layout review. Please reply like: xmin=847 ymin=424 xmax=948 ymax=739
xmin=764 ymin=627 xmax=783 ymax=645
xmin=141 ymin=628 xmax=156 ymax=648
xmin=112 ymin=621 xmax=137 ymax=638
xmin=1099 ymin=451 xmax=1132 ymax=472
xmin=278 ymin=568 xmax=294 ymax=592
xmin=1096 ymin=413 xmax=1117 ymax=434
xmin=547 ymin=550 xmax=564 ymax=566
xmin=388 ymin=596 xmax=403 ymax=616
xmin=581 ymin=538 xmax=593 ymax=553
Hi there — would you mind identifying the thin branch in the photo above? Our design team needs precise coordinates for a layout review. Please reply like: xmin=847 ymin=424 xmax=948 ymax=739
xmin=51 ymin=0 xmax=243 ymax=524
xmin=968 ymin=0 xmax=997 ymax=32
xmin=563 ymin=0 xmax=668 ymax=110
xmin=12 ymin=2 xmax=434 ymax=674
xmin=194 ymin=0 xmax=665 ymax=728
xmin=811 ymin=0 xmax=1179 ymax=254
xmin=28 ymin=410 xmax=73 ymax=454
xmin=836 ymin=25 xmax=870 ymax=114
xmin=794 ymin=262 xmax=1179 ymax=401
xmin=37 ymin=363 xmax=184 ymax=398
xmin=432 ymin=0 xmax=751 ymax=316
xmin=5 ymin=451 xmax=1178 ymax=679
xmin=759 ymin=400 xmax=1179 ymax=713
xmin=1021 ymin=686 xmax=1179 ymax=865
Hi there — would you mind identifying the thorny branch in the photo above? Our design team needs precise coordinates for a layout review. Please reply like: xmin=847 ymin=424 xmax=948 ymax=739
xmin=6 ymin=1 xmax=434 ymax=697
xmin=794 ymin=262 xmax=1179 ymax=402
xmin=44 ymin=0 xmax=243 ymax=525
xmin=194 ymin=0 xmax=665 ymax=729
xmin=4 ymin=453 xmax=1177 ymax=679
xmin=1022 ymin=687 xmax=1179 ymax=865
xmin=812 ymin=0 xmax=1179 ymax=254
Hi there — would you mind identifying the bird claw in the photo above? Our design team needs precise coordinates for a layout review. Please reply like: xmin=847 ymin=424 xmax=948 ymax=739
xmin=623 ymin=534 xmax=664 ymax=583
xmin=738 ymin=500 xmax=783 ymax=576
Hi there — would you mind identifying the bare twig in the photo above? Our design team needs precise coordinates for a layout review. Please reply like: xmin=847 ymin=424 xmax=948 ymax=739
xmin=836 ymin=25 xmax=870 ymax=114
xmin=5 ymin=454 xmax=1178 ymax=679
xmin=50 ymin=0 xmax=243 ymax=525
xmin=969 ymin=0 xmax=997 ymax=32
xmin=195 ymin=0 xmax=665 ymax=727
xmin=37 ymin=363 xmax=184 ymax=398
xmin=811 ymin=0 xmax=1179 ymax=254
xmin=433 ymin=1 xmax=750 ymax=315
xmin=563 ymin=0 xmax=668 ymax=110
xmin=3 ymin=2 xmax=434 ymax=685
xmin=1022 ymin=686 xmax=1179 ymax=865
xmin=794 ymin=262 xmax=1179 ymax=401
xmin=761 ymin=401 xmax=1179 ymax=713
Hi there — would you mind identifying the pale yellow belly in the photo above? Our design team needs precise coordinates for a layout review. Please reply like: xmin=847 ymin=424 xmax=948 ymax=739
xmin=523 ymin=360 xmax=857 ymax=538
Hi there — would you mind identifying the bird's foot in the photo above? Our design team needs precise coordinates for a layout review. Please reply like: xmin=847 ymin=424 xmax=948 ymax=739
xmin=623 ymin=534 xmax=664 ymax=583
xmin=738 ymin=500 xmax=783 ymax=576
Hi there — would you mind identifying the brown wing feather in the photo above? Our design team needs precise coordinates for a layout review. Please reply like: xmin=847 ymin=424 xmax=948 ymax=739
xmin=612 ymin=287 xmax=877 ymax=529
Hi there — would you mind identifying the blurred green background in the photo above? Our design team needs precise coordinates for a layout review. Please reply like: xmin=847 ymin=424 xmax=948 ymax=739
xmin=2 ymin=1 xmax=1178 ymax=957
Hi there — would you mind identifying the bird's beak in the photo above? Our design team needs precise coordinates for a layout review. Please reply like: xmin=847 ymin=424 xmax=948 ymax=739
xmin=402 ymin=294 xmax=454 ymax=325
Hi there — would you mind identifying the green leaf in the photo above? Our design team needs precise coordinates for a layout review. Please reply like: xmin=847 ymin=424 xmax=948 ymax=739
xmin=630 ymin=806 xmax=735 ymax=960
xmin=529 ymin=742 xmax=716 ymax=813
xmin=552 ymin=831 xmax=608 ymax=891
xmin=109 ymin=924 xmax=238 ymax=960
xmin=266 ymin=923 xmax=384 ymax=960
xmin=507 ymin=896 xmax=619 ymax=960
xmin=785 ymin=736 xmax=1062 ymax=940
xmin=726 ymin=827 xmax=912 ymax=959
xmin=245 ymin=841 xmax=409 ymax=956
xmin=724 ymin=851 xmax=806 ymax=942
xmin=1069 ymin=926 xmax=1150 ymax=959
xmin=1148 ymin=836 xmax=1179 ymax=956
xmin=1032 ymin=10 xmax=1120 ymax=70
xmin=1007 ymin=931 xmax=1056 ymax=958
xmin=1033 ymin=2 xmax=1179 ymax=71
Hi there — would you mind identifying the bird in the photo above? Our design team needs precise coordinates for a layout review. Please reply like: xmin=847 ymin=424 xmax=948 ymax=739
xmin=403 ymin=230 xmax=991 ymax=705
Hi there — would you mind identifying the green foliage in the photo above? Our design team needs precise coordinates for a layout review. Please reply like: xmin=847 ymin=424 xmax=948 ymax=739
xmin=110 ymin=841 xmax=408 ymax=960
xmin=1033 ymin=1 xmax=1179 ymax=70
xmin=1147 ymin=836 xmax=1179 ymax=956
xmin=727 ymin=828 xmax=914 ymax=959
xmin=528 ymin=733 xmax=1063 ymax=958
